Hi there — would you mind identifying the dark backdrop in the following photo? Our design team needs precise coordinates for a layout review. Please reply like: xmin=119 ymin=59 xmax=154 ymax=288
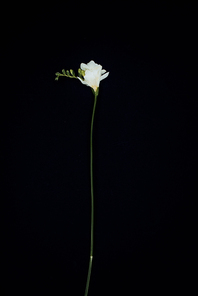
xmin=3 ymin=2 xmax=197 ymax=295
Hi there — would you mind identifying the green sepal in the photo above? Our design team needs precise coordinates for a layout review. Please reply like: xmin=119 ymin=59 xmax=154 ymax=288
xmin=91 ymin=87 xmax=99 ymax=96
xmin=95 ymin=87 xmax=99 ymax=96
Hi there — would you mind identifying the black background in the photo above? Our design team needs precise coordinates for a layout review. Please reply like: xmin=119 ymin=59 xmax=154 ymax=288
xmin=3 ymin=2 xmax=197 ymax=295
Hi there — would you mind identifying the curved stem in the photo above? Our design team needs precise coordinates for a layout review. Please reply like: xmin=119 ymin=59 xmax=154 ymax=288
xmin=84 ymin=91 xmax=98 ymax=296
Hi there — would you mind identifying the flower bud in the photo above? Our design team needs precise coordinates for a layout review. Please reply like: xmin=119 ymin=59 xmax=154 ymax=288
xmin=70 ymin=69 xmax=75 ymax=76
xmin=78 ymin=68 xmax=85 ymax=76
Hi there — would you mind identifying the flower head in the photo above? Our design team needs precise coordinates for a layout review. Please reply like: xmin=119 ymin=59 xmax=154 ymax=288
xmin=77 ymin=60 xmax=109 ymax=92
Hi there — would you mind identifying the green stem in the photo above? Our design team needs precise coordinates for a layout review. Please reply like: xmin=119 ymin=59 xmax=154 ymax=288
xmin=84 ymin=91 xmax=98 ymax=296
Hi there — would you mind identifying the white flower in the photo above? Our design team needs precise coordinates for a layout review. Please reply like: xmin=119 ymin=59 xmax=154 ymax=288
xmin=77 ymin=60 xmax=109 ymax=92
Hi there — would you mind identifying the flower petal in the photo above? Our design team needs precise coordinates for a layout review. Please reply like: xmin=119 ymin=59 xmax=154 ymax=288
xmin=101 ymin=69 xmax=106 ymax=74
xmin=100 ymin=72 xmax=109 ymax=81
xmin=77 ymin=77 xmax=89 ymax=86
xmin=80 ymin=63 xmax=89 ymax=71
xmin=87 ymin=60 xmax=97 ymax=68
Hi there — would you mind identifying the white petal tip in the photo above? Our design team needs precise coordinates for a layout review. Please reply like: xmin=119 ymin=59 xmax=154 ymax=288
xmin=100 ymin=72 xmax=109 ymax=81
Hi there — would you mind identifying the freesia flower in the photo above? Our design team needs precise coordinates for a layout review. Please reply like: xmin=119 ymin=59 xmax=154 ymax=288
xmin=55 ymin=59 xmax=109 ymax=296
xmin=77 ymin=60 xmax=109 ymax=92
